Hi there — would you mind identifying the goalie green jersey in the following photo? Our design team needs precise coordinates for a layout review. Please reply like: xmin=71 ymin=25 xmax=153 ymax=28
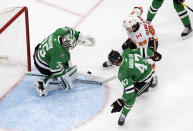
xmin=37 ymin=27 xmax=80 ymax=78
xmin=118 ymin=48 xmax=154 ymax=115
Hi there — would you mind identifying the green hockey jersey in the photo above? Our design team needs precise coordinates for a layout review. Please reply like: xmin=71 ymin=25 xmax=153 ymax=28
xmin=37 ymin=27 xmax=80 ymax=78
xmin=118 ymin=48 xmax=154 ymax=115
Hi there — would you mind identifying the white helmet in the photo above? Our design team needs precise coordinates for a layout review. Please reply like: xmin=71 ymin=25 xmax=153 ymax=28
xmin=122 ymin=16 xmax=139 ymax=33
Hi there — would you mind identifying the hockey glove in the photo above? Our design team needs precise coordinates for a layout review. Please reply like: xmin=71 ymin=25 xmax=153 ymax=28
xmin=111 ymin=98 xmax=125 ymax=113
xmin=173 ymin=0 xmax=185 ymax=4
xmin=122 ymin=38 xmax=137 ymax=50
xmin=83 ymin=35 xmax=95 ymax=46
xmin=151 ymin=51 xmax=162 ymax=61
xmin=78 ymin=33 xmax=95 ymax=46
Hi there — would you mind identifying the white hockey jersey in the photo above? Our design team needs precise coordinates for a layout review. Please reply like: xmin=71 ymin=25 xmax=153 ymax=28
xmin=125 ymin=13 xmax=158 ymax=49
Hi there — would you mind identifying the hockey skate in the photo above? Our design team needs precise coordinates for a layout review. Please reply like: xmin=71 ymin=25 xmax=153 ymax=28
xmin=118 ymin=113 xmax=126 ymax=126
xmin=181 ymin=25 xmax=193 ymax=40
xmin=103 ymin=60 xmax=113 ymax=67
xmin=34 ymin=80 xmax=48 ymax=96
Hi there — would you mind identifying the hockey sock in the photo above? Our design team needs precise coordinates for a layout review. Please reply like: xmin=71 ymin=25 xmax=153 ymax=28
xmin=147 ymin=0 xmax=164 ymax=21
xmin=173 ymin=1 xmax=191 ymax=27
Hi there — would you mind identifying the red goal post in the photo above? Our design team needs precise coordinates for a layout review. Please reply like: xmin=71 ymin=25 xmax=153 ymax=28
xmin=0 ymin=6 xmax=31 ymax=71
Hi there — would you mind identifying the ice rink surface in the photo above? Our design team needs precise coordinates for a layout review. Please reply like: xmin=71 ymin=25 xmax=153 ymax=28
xmin=0 ymin=0 xmax=193 ymax=131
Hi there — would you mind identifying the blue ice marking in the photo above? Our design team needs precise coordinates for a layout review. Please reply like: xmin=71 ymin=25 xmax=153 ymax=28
xmin=0 ymin=71 xmax=107 ymax=131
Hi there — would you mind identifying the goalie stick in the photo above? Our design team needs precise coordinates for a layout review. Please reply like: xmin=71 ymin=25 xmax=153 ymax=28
xmin=25 ymin=72 xmax=117 ymax=85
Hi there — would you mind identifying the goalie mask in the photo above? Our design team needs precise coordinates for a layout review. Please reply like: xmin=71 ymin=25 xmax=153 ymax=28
xmin=62 ymin=34 xmax=77 ymax=50
xmin=123 ymin=16 xmax=140 ymax=33
xmin=108 ymin=50 xmax=123 ymax=66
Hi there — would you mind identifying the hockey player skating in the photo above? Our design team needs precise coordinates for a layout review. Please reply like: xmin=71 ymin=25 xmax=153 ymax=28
xmin=108 ymin=48 xmax=162 ymax=126
xmin=147 ymin=0 xmax=192 ymax=39
xmin=33 ymin=27 xmax=95 ymax=96
xmin=103 ymin=6 xmax=158 ymax=67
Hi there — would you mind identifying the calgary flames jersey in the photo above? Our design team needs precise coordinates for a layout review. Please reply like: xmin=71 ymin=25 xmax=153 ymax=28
xmin=126 ymin=12 xmax=158 ymax=49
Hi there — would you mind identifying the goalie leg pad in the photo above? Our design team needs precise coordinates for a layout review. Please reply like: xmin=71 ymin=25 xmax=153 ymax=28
xmin=58 ymin=74 xmax=73 ymax=92
xmin=66 ymin=65 xmax=78 ymax=80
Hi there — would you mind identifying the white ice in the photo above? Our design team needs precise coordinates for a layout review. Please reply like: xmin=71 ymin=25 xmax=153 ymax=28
xmin=0 ymin=0 xmax=193 ymax=131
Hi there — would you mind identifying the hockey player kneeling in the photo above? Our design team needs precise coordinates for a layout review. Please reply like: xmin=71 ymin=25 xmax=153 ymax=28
xmin=109 ymin=48 xmax=161 ymax=126
xmin=103 ymin=6 xmax=159 ymax=68
xmin=33 ymin=27 xmax=95 ymax=96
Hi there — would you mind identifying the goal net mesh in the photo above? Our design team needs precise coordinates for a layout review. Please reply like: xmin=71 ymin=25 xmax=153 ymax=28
xmin=0 ymin=7 xmax=31 ymax=71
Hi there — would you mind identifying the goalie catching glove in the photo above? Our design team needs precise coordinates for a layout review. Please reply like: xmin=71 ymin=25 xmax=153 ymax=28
xmin=111 ymin=98 xmax=125 ymax=113
xmin=78 ymin=33 xmax=95 ymax=46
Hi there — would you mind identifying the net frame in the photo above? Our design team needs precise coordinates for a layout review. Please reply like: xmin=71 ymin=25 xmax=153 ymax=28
xmin=0 ymin=6 xmax=31 ymax=71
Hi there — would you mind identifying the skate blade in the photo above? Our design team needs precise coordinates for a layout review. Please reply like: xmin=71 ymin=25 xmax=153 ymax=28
xmin=182 ymin=31 xmax=193 ymax=40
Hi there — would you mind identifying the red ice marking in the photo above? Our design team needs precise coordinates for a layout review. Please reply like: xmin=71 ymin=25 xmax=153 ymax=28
xmin=36 ymin=0 xmax=104 ymax=29
xmin=0 ymin=71 xmax=110 ymax=131
xmin=73 ymin=0 xmax=104 ymax=29
xmin=67 ymin=74 xmax=110 ymax=131
xmin=37 ymin=0 xmax=84 ymax=17
xmin=0 ymin=75 xmax=25 ymax=102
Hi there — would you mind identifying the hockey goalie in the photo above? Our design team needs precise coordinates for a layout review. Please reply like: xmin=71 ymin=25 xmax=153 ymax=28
xmin=33 ymin=27 xmax=95 ymax=96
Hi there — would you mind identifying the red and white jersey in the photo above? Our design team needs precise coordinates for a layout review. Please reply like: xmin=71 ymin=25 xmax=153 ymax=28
xmin=126 ymin=15 xmax=158 ymax=48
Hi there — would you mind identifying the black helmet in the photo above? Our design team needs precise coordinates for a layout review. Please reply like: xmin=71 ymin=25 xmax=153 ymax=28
xmin=108 ymin=50 xmax=122 ymax=65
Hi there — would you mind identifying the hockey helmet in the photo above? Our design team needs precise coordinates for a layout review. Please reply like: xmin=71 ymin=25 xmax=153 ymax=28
xmin=62 ymin=34 xmax=77 ymax=50
xmin=108 ymin=50 xmax=122 ymax=66
xmin=131 ymin=6 xmax=143 ymax=16
xmin=122 ymin=16 xmax=139 ymax=33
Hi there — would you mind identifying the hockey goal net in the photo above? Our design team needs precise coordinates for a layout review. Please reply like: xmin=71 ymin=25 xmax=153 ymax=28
xmin=0 ymin=6 xmax=31 ymax=71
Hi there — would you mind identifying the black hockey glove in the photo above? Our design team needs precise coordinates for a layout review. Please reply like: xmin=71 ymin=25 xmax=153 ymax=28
xmin=111 ymin=98 xmax=125 ymax=113
xmin=173 ymin=0 xmax=185 ymax=4
xmin=151 ymin=51 xmax=162 ymax=62
xmin=122 ymin=38 xmax=137 ymax=50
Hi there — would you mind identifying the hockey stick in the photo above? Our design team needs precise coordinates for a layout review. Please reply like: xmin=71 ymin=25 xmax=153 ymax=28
xmin=49 ymin=79 xmax=102 ymax=85
xmin=49 ymin=76 xmax=117 ymax=85
xmin=101 ymin=76 xmax=117 ymax=85
xmin=25 ymin=72 xmax=116 ymax=85
xmin=25 ymin=72 xmax=47 ymax=77
xmin=181 ymin=3 xmax=193 ymax=12
xmin=25 ymin=72 xmax=102 ymax=85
